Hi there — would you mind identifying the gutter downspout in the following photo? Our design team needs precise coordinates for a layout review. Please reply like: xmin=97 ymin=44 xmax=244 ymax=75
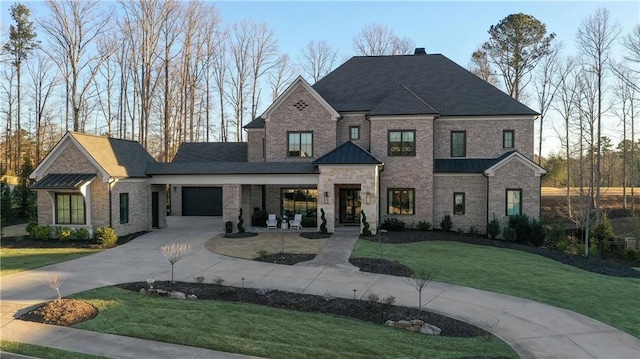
xmin=108 ymin=178 xmax=116 ymax=228
xmin=483 ymin=172 xmax=489 ymax=232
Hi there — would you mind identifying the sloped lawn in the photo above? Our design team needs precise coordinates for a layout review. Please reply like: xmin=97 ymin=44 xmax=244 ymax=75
xmin=352 ymin=238 xmax=640 ymax=338
xmin=0 ymin=247 xmax=101 ymax=276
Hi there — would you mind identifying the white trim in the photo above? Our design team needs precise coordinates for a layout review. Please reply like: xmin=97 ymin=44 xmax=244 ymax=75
xmin=29 ymin=132 xmax=110 ymax=182
xmin=484 ymin=152 xmax=546 ymax=177
xmin=261 ymin=76 xmax=339 ymax=121
xmin=148 ymin=173 xmax=319 ymax=185
xmin=436 ymin=115 xmax=538 ymax=122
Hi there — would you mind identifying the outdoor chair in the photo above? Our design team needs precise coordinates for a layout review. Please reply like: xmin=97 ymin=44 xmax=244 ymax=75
xmin=266 ymin=214 xmax=277 ymax=229
xmin=290 ymin=214 xmax=302 ymax=229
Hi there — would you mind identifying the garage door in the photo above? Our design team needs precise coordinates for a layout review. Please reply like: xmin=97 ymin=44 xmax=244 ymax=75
xmin=182 ymin=187 xmax=222 ymax=216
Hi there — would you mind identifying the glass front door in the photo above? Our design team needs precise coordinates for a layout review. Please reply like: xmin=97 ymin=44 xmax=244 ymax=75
xmin=339 ymin=189 xmax=361 ymax=224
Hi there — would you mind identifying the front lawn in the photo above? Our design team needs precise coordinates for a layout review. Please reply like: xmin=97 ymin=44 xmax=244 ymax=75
xmin=71 ymin=286 xmax=517 ymax=359
xmin=352 ymin=239 xmax=640 ymax=338
xmin=0 ymin=339 xmax=108 ymax=359
xmin=0 ymin=248 xmax=101 ymax=276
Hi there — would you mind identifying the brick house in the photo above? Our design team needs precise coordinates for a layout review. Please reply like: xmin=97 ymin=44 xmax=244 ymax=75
xmin=31 ymin=49 xmax=545 ymax=236
xmin=29 ymin=132 xmax=167 ymax=236
xmin=150 ymin=48 xmax=545 ymax=234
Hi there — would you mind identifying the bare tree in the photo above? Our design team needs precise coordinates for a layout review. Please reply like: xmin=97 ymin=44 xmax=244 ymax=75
xmin=26 ymin=52 xmax=58 ymax=163
xmin=211 ymin=26 xmax=229 ymax=142
xmin=269 ymin=54 xmax=297 ymax=101
xmin=469 ymin=47 xmax=498 ymax=85
xmin=624 ymin=24 xmax=640 ymax=66
xmin=161 ymin=243 xmax=190 ymax=283
xmin=405 ymin=267 xmax=432 ymax=311
xmin=533 ymin=43 xmax=561 ymax=164
xmin=48 ymin=271 xmax=65 ymax=300
xmin=39 ymin=0 xmax=115 ymax=132
xmin=299 ymin=39 xmax=338 ymax=83
xmin=576 ymin=7 xmax=621 ymax=224
xmin=227 ymin=20 xmax=252 ymax=142
xmin=353 ymin=23 xmax=414 ymax=56
xmin=248 ymin=22 xmax=278 ymax=125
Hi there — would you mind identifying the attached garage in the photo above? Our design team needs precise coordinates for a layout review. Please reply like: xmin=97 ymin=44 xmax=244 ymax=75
xmin=181 ymin=187 xmax=222 ymax=216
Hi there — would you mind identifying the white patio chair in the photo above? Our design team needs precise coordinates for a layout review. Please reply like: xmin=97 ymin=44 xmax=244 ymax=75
xmin=266 ymin=214 xmax=277 ymax=229
xmin=290 ymin=214 xmax=302 ymax=229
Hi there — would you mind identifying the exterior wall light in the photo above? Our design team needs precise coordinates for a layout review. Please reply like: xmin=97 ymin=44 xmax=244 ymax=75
xmin=366 ymin=192 xmax=371 ymax=204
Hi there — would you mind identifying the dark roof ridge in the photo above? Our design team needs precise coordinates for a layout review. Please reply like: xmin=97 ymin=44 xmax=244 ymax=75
xmin=400 ymin=84 xmax=439 ymax=114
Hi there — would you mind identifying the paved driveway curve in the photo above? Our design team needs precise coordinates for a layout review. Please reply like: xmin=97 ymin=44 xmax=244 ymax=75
xmin=1 ymin=217 xmax=639 ymax=359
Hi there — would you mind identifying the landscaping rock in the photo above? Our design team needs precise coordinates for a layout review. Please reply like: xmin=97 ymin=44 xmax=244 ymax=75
xmin=187 ymin=294 xmax=197 ymax=300
xmin=139 ymin=288 xmax=147 ymax=295
xmin=420 ymin=323 xmax=442 ymax=335
xmin=169 ymin=291 xmax=186 ymax=299
xmin=156 ymin=289 xmax=169 ymax=296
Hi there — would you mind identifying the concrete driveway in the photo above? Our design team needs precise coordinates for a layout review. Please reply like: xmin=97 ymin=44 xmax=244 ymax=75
xmin=1 ymin=216 xmax=639 ymax=359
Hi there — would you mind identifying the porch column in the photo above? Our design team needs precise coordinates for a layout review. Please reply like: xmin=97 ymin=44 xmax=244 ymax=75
xmin=223 ymin=184 xmax=241 ymax=233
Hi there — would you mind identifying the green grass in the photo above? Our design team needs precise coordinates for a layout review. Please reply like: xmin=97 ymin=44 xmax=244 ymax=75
xmin=352 ymin=239 xmax=640 ymax=338
xmin=72 ymin=287 xmax=517 ymax=359
xmin=0 ymin=247 xmax=101 ymax=276
xmin=0 ymin=339 xmax=109 ymax=359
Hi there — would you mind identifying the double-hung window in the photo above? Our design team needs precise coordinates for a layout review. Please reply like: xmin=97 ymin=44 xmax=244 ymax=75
xmin=388 ymin=188 xmax=415 ymax=214
xmin=288 ymin=132 xmax=313 ymax=157
xmin=349 ymin=126 xmax=360 ymax=140
xmin=453 ymin=192 xmax=465 ymax=215
xmin=388 ymin=130 xmax=415 ymax=156
xmin=506 ymin=189 xmax=522 ymax=216
xmin=503 ymin=130 xmax=514 ymax=149
xmin=56 ymin=194 xmax=85 ymax=225
xmin=451 ymin=131 xmax=466 ymax=157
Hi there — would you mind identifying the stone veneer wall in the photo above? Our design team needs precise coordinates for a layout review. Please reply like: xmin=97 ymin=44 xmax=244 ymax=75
xmin=369 ymin=117 xmax=434 ymax=226
xmin=433 ymin=118 xmax=535 ymax=159
xmin=487 ymin=159 xmax=542 ymax=228
xmin=264 ymin=82 xmax=336 ymax=162
xmin=336 ymin=114 xmax=371 ymax=150
xmin=433 ymin=174 xmax=488 ymax=233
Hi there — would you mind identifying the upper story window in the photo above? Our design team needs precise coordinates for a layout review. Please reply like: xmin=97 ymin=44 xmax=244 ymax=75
xmin=506 ymin=189 xmax=522 ymax=216
xmin=451 ymin=131 xmax=466 ymax=157
xmin=288 ymin=132 xmax=313 ymax=157
xmin=503 ymin=130 xmax=514 ymax=149
xmin=349 ymin=126 xmax=360 ymax=140
xmin=388 ymin=130 xmax=415 ymax=156
xmin=56 ymin=193 xmax=85 ymax=225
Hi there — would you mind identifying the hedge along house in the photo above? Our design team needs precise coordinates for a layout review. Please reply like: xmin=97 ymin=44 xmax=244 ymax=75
xmin=29 ymin=132 xmax=167 ymax=236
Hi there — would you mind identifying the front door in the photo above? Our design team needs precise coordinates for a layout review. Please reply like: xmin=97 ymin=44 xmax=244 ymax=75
xmin=152 ymin=191 xmax=159 ymax=228
xmin=339 ymin=189 xmax=361 ymax=224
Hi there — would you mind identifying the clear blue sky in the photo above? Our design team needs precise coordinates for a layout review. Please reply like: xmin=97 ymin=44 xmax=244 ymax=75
xmin=2 ymin=1 xmax=639 ymax=156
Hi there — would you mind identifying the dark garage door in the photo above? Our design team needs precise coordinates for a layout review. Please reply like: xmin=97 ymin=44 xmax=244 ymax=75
xmin=182 ymin=187 xmax=222 ymax=216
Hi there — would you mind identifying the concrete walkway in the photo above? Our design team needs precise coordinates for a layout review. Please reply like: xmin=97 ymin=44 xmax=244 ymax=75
xmin=1 ymin=217 xmax=639 ymax=359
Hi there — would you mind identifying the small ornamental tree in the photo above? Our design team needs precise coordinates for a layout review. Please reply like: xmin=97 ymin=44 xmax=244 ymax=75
xmin=440 ymin=214 xmax=453 ymax=232
xmin=487 ymin=214 xmax=501 ymax=239
xmin=406 ymin=267 xmax=432 ymax=311
xmin=161 ymin=243 xmax=190 ymax=283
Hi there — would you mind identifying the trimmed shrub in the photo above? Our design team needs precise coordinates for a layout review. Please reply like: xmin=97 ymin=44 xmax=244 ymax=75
xmin=487 ymin=215 xmax=500 ymax=239
xmin=320 ymin=208 xmax=327 ymax=234
xmin=416 ymin=221 xmax=432 ymax=231
xmin=225 ymin=221 xmax=233 ymax=234
xmin=502 ymin=227 xmax=517 ymax=242
xmin=507 ymin=214 xmax=530 ymax=244
xmin=528 ymin=218 xmax=547 ymax=247
xmin=440 ymin=214 xmax=452 ymax=232
xmin=382 ymin=217 xmax=405 ymax=231
xmin=95 ymin=227 xmax=118 ymax=248
xmin=73 ymin=228 xmax=90 ymax=241
xmin=545 ymin=221 xmax=566 ymax=249
xmin=592 ymin=215 xmax=615 ymax=243
xmin=31 ymin=225 xmax=51 ymax=241
xmin=468 ymin=225 xmax=480 ymax=235
xmin=56 ymin=226 xmax=73 ymax=241
xmin=251 ymin=209 xmax=268 ymax=227
xmin=361 ymin=210 xmax=371 ymax=237
xmin=237 ymin=209 xmax=245 ymax=233
xmin=25 ymin=221 xmax=38 ymax=234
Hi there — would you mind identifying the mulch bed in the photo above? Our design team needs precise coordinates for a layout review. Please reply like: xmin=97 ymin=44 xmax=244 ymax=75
xmin=118 ymin=281 xmax=486 ymax=338
xmin=254 ymin=253 xmax=316 ymax=265
xmin=1 ymin=231 xmax=148 ymax=249
xmin=300 ymin=232 xmax=333 ymax=239
xmin=361 ymin=230 xmax=640 ymax=278
xmin=224 ymin=232 xmax=259 ymax=238
xmin=19 ymin=299 xmax=98 ymax=326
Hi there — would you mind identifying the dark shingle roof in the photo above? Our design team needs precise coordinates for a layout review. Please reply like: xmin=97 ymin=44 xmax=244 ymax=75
xmin=434 ymin=152 xmax=515 ymax=173
xmin=146 ymin=162 xmax=317 ymax=175
xmin=71 ymin=132 xmax=155 ymax=177
xmin=313 ymin=54 xmax=537 ymax=117
xmin=31 ymin=173 xmax=96 ymax=189
xmin=313 ymin=141 xmax=382 ymax=165
xmin=173 ymin=143 xmax=248 ymax=162
xmin=244 ymin=117 xmax=265 ymax=129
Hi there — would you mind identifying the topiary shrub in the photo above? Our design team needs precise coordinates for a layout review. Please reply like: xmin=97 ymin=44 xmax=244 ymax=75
xmin=382 ymin=217 xmax=405 ymax=231
xmin=31 ymin=225 xmax=51 ymax=241
xmin=440 ymin=214 xmax=452 ymax=232
xmin=320 ymin=208 xmax=327 ymax=234
xmin=73 ymin=228 xmax=90 ymax=241
xmin=95 ymin=226 xmax=118 ymax=248
xmin=225 ymin=221 xmax=233 ymax=234
xmin=502 ymin=227 xmax=517 ymax=242
xmin=361 ymin=210 xmax=371 ymax=237
xmin=487 ymin=215 xmax=500 ymax=239
xmin=416 ymin=221 xmax=432 ymax=231
xmin=237 ymin=208 xmax=245 ymax=233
